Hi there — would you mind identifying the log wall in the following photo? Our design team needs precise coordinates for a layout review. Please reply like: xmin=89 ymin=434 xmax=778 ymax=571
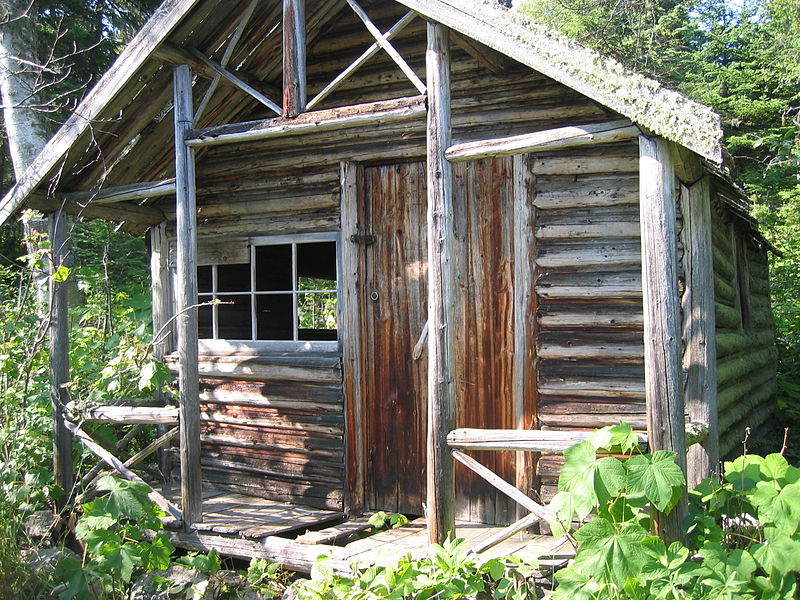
xmin=530 ymin=141 xmax=644 ymax=503
xmin=710 ymin=194 xmax=777 ymax=458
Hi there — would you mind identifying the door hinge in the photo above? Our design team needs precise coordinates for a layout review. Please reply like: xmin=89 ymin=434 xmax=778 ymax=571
xmin=349 ymin=234 xmax=376 ymax=245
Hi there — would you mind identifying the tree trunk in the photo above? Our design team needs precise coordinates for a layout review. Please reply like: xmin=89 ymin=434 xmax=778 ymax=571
xmin=0 ymin=0 xmax=52 ymax=311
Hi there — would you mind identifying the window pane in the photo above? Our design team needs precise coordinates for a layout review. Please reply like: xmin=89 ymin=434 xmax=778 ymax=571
xmin=198 ymin=266 xmax=212 ymax=293
xmin=298 ymin=292 xmax=337 ymax=340
xmin=256 ymin=294 xmax=293 ymax=340
xmin=297 ymin=242 xmax=336 ymax=289
xmin=198 ymin=303 xmax=213 ymax=338
xmin=217 ymin=295 xmax=252 ymax=339
xmin=217 ymin=263 xmax=251 ymax=292
xmin=255 ymin=245 xmax=292 ymax=291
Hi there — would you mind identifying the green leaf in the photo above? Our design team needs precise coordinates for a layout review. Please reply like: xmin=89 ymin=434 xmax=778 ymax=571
xmin=558 ymin=441 xmax=626 ymax=517
xmin=762 ymin=454 xmax=790 ymax=482
xmin=94 ymin=475 xmax=155 ymax=521
xmin=751 ymin=481 xmax=800 ymax=531
xmin=53 ymin=265 xmax=72 ymax=283
xmin=83 ymin=529 xmax=122 ymax=556
xmin=625 ymin=451 xmax=684 ymax=511
xmin=137 ymin=361 xmax=156 ymax=391
xmin=552 ymin=565 xmax=603 ymax=600
xmin=724 ymin=455 xmax=765 ymax=491
xmin=699 ymin=542 xmax=757 ymax=582
xmin=138 ymin=534 xmax=175 ymax=571
xmin=96 ymin=542 xmax=141 ymax=583
xmin=573 ymin=518 xmax=648 ymax=587
xmin=752 ymin=536 xmax=800 ymax=573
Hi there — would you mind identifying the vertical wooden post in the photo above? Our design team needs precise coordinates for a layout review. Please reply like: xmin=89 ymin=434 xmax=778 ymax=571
xmin=639 ymin=135 xmax=686 ymax=542
xmin=49 ymin=209 xmax=73 ymax=505
xmin=282 ymin=0 xmax=306 ymax=117
xmin=173 ymin=64 xmax=202 ymax=527
xmin=512 ymin=154 xmax=535 ymax=519
xmin=340 ymin=160 xmax=366 ymax=515
xmin=681 ymin=177 xmax=719 ymax=487
xmin=150 ymin=221 xmax=175 ymax=482
xmin=426 ymin=21 xmax=456 ymax=545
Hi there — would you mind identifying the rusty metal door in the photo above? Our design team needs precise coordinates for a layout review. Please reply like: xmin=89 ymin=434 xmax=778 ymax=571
xmin=362 ymin=162 xmax=428 ymax=515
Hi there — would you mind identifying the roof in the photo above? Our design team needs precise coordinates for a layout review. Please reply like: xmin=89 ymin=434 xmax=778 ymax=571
xmin=0 ymin=0 xmax=724 ymax=227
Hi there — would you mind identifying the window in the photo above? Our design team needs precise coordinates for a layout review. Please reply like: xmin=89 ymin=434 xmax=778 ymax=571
xmin=197 ymin=234 xmax=338 ymax=346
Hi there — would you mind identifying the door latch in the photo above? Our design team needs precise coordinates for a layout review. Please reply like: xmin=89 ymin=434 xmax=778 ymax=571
xmin=349 ymin=234 xmax=376 ymax=245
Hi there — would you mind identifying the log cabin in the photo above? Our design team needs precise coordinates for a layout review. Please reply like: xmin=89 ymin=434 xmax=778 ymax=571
xmin=0 ymin=0 xmax=778 ymax=565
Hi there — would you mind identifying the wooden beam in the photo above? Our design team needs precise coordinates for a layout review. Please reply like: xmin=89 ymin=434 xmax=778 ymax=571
xmin=447 ymin=428 xmax=649 ymax=453
xmin=151 ymin=221 xmax=175 ymax=482
xmin=445 ymin=120 xmax=639 ymax=162
xmin=471 ymin=512 xmax=540 ymax=554
xmin=188 ymin=48 xmax=282 ymax=116
xmin=346 ymin=0 xmax=426 ymax=94
xmin=306 ymin=10 xmax=418 ymax=111
xmin=450 ymin=31 xmax=510 ymax=74
xmin=61 ymin=179 xmax=176 ymax=205
xmin=639 ymin=134 xmax=686 ymax=543
xmin=681 ymin=175 xmax=719 ymax=487
xmin=512 ymin=153 xmax=534 ymax=519
xmin=425 ymin=21 xmax=456 ymax=546
xmin=451 ymin=450 xmax=552 ymax=521
xmin=76 ymin=406 xmax=179 ymax=424
xmin=194 ymin=0 xmax=259 ymax=125
xmin=340 ymin=161 xmax=366 ymax=514
xmin=173 ymin=65 xmax=203 ymax=528
xmin=186 ymin=95 xmax=426 ymax=147
xmin=28 ymin=195 xmax=165 ymax=227
xmin=48 ymin=210 xmax=73 ymax=506
xmin=283 ymin=0 xmax=306 ymax=116
xmin=64 ymin=419 xmax=182 ymax=521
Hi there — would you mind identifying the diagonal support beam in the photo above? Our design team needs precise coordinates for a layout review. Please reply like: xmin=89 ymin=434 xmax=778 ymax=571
xmin=345 ymin=0 xmax=426 ymax=95
xmin=306 ymin=10 xmax=418 ymax=111
xmin=194 ymin=0 xmax=260 ymax=125
xmin=189 ymin=47 xmax=282 ymax=116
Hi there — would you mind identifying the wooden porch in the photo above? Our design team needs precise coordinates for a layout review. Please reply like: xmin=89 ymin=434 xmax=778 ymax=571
xmin=156 ymin=484 xmax=571 ymax=574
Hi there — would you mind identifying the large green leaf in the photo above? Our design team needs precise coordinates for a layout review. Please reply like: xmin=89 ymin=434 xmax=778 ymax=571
xmin=96 ymin=542 xmax=142 ymax=584
xmin=751 ymin=481 xmax=800 ymax=531
xmin=752 ymin=535 xmax=800 ymax=574
xmin=558 ymin=441 xmax=626 ymax=518
xmin=138 ymin=534 xmax=175 ymax=571
xmin=699 ymin=543 xmax=757 ymax=582
xmin=552 ymin=565 xmax=604 ymax=600
xmin=625 ymin=451 xmax=684 ymax=511
xmin=724 ymin=455 xmax=765 ymax=491
xmin=94 ymin=475 xmax=155 ymax=521
xmin=573 ymin=518 xmax=648 ymax=587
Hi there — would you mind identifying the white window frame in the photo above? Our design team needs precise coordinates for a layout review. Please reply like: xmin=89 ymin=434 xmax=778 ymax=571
xmin=198 ymin=232 xmax=340 ymax=353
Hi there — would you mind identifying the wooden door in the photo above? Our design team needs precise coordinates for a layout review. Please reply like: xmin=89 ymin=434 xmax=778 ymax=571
xmin=362 ymin=162 xmax=428 ymax=515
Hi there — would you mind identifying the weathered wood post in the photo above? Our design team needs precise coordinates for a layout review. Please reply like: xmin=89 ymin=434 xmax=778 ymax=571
xmin=426 ymin=20 xmax=456 ymax=545
xmin=173 ymin=64 xmax=202 ymax=527
xmin=639 ymin=135 xmax=687 ymax=542
xmin=150 ymin=221 xmax=175 ymax=482
xmin=49 ymin=208 xmax=73 ymax=505
xmin=680 ymin=175 xmax=719 ymax=487
xmin=282 ymin=0 xmax=306 ymax=117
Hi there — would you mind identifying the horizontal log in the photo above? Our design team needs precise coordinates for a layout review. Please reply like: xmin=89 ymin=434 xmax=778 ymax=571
xmin=715 ymin=302 xmax=741 ymax=330
xmin=61 ymin=179 xmax=176 ymax=205
xmin=536 ymin=245 xmax=641 ymax=269
xmin=536 ymin=222 xmax=640 ymax=240
xmin=187 ymin=95 xmax=426 ymax=147
xmin=719 ymin=378 xmax=776 ymax=433
xmin=538 ymin=311 xmax=643 ymax=328
xmin=532 ymin=181 xmax=639 ymax=210
xmin=75 ymin=406 xmax=179 ymax=424
xmin=716 ymin=330 xmax=775 ymax=358
xmin=445 ymin=119 xmax=638 ymax=162
xmin=447 ymin=428 xmax=647 ymax=453
xmin=538 ymin=413 xmax=648 ymax=429
xmin=717 ymin=348 xmax=775 ymax=388
xmin=531 ymin=153 xmax=637 ymax=176
xmin=161 ymin=531 xmax=351 ymax=574
xmin=166 ymin=354 xmax=342 ymax=383
xmin=718 ymin=367 xmax=776 ymax=413
xmin=199 ymin=411 xmax=342 ymax=436
xmin=714 ymin=274 xmax=736 ymax=304
xmin=538 ymin=380 xmax=645 ymax=399
xmin=537 ymin=343 xmax=644 ymax=360
xmin=712 ymin=245 xmax=735 ymax=281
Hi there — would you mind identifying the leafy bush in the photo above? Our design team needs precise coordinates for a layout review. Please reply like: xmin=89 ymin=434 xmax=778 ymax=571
xmin=548 ymin=423 xmax=800 ymax=600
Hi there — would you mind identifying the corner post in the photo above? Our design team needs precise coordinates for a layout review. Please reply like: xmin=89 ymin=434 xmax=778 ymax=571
xmin=639 ymin=135 xmax=687 ymax=542
xmin=426 ymin=21 xmax=456 ymax=545
xmin=173 ymin=64 xmax=202 ymax=527
xmin=282 ymin=0 xmax=306 ymax=117
xmin=49 ymin=209 xmax=73 ymax=505
xmin=680 ymin=175 xmax=719 ymax=487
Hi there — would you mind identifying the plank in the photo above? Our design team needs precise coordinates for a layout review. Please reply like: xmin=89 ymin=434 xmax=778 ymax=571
xmin=295 ymin=516 xmax=373 ymax=545
xmin=445 ymin=120 xmax=639 ymax=162
xmin=447 ymin=428 xmax=649 ymax=453
xmin=174 ymin=65 xmax=203 ymax=527
xmin=61 ymin=179 xmax=175 ymax=205
xmin=425 ymin=21 xmax=456 ymax=545
xmin=639 ymin=135 xmax=686 ymax=542
xmin=78 ymin=406 xmax=179 ymax=424
xmin=186 ymin=95 xmax=426 ymax=147
xmin=27 ymin=194 xmax=165 ymax=227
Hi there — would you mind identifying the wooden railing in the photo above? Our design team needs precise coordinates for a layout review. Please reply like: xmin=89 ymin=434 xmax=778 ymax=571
xmin=446 ymin=422 xmax=709 ymax=553
xmin=66 ymin=400 xmax=182 ymax=522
